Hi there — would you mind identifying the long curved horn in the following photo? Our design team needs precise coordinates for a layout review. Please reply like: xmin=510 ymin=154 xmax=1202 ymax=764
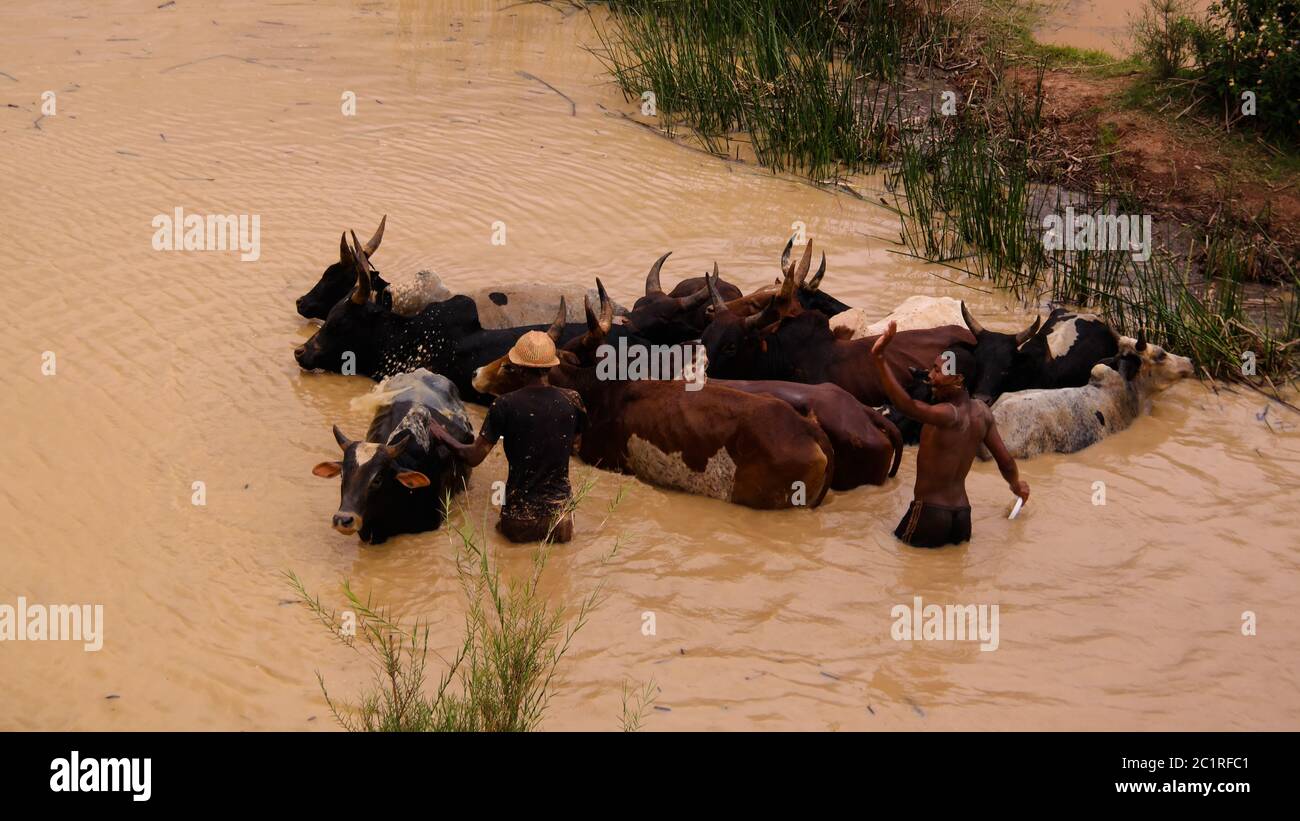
xmin=348 ymin=231 xmax=372 ymax=304
xmin=677 ymin=285 xmax=712 ymax=310
xmin=385 ymin=429 xmax=412 ymax=459
xmin=960 ymin=301 xmax=985 ymax=336
xmin=706 ymin=267 xmax=728 ymax=312
xmin=743 ymin=295 xmax=780 ymax=330
xmin=339 ymin=231 xmax=352 ymax=264
xmin=596 ymin=278 xmax=614 ymax=333
xmin=362 ymin=214 xmax=386 ymax=257
xmin=645 ymin=251 xmax=671 ymax=296
xmin=794 ymin=239 xmax=814 ymax=286
xmin=780 ymin=235 xmax=795 ymax=276
xmin=332 ymin=425 xmax=352 ymax=451
xmin=1014 ymin=315 xmax=1042 ymax=347
xmin=583 ymin=293 xmax=599 ymax=331
xmin=547 ymin=297 xmax=567 ymax=342
xmin=806 ymin=252 xmax=826 ymax=291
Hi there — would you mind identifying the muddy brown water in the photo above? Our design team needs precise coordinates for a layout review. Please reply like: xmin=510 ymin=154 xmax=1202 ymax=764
xmin=2 ymin=1 xmax=1297 ymax=731
xmin=1035 ymin=0 xmax=1212 ymax=56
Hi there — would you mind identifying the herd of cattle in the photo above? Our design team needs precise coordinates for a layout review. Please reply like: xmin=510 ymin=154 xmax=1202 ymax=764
xmin=298 ymin=217 xmax=1195 ymax=543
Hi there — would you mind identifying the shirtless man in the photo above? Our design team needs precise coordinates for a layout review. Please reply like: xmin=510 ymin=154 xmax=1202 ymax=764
xmin=871 ymin=321 xmax=1029 ymax=548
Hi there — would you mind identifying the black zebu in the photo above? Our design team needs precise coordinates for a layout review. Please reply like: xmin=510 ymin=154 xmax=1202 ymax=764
xmin=294 ymin=232 xmax=638 ymax=405
xmin=312 ymin=369 xmax=473 ymax=544
xmin=296 ymin=217 xmax=391 ymax=320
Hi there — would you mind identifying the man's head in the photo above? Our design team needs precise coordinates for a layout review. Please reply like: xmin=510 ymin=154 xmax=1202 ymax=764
xmin=928 ymin=347 xmax=978 ymax=400
xmin=508 ymin=330 xmax=560 ymax=372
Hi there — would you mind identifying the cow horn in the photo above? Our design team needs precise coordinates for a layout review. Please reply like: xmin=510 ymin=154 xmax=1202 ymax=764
xmin=743 ymin=295 xmax=779 ymax=330
xmin=348 ymin=231 xmax=371 ymax=304
xmin=645 ymin=251 xmax=671 ymax=296
xmin=597 ymin=277 xmax=614 ymax=333
xmin=584 ymin=293 xmax=599 ymax=331
xmin=676 ymin=264 xmax=718 ymax=310
xmin=547 ymin=297 xmax=567 ymax=342
xmin=332 ymin=425 xmax=352 ymax=451
xmin=339 ymin=231 xmax=352 ymax=264
xmin=677 ymin=284 xmax=712 ymax=310
xmin=806 ymin=252 xmax=826 ymax=291
xmin=706 ymin=267 xmax=728 ymax=312
xmin=1135 ymin=330 xmax=1147 ymax=352
xmin=780 ymin=235 xmax=795 ymax=276
xmin=363 ymin=214 xmax=386 ymax=258
xmin=385 ymin=430 xmax=412 ymax=459
xmin=794 ymin=239 xmax=814 ymax=286
xmin=1015 ymin=315 xmax=1042 ymax=347
xmin=960 ymin=301 xmax=985 ymax=336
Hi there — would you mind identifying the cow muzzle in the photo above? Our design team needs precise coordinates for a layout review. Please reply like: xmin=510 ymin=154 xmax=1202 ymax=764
xmin=332 ymin=511 xmax=363 ymax=535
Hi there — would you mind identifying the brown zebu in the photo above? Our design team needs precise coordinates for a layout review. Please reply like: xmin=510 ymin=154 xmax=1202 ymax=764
xmin=472 ymin=289 xmax=836 ymax=510
xmin=701 ymin=271 xmax=977 ymax=406
xmin=710 ymin=379 xmax=903 ymax=490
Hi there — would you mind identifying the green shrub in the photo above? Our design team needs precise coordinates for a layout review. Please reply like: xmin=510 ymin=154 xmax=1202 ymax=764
xmin=1192 ymin=0 xmax=1299 ymax=138
xmin=1132 ymin=0 xmax=1199 ymax=78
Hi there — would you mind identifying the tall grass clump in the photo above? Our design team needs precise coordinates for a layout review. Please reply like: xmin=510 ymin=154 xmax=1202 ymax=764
xmin=592 ymin=0 xmax=956 ymax=176
xmin=886 ymin=80 xmax=1049 ymax=297
xmin=887 ymin=79 xmax=1297 ymax=382
xmin=287 ymin=484 xmax=627 ymax=732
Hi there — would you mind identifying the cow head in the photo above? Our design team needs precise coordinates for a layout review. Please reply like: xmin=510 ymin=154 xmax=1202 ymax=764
xmin=295 ymin=231 xmax=389 ymax=374
xmin=960 ymin=302 xmax=1042 ymax=403
xmin=624 ymin=253 xmax=741 ymax=344
xmin=721 ymin=236 xmax=818 ymax=321
xmin=1119 ymin=332 xmax=1195 ymax=391
xmin=312 ymin=425 xmax=430 ymax=540
xmin=296 ymin=216 xmax=388 ymax=320
xmin=700 ymin=270 xmax=782 ymax=378
xmin=779 ymin=235 xmax=849 ymax=317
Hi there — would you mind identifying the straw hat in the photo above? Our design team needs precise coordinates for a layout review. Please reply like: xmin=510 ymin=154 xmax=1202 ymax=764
xmin=507 ymin=331 xmax=560 ymax=368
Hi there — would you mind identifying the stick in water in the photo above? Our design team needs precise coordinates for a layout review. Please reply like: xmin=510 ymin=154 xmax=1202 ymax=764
xmin=1008 ymin=497 xmax=1024 ymax=520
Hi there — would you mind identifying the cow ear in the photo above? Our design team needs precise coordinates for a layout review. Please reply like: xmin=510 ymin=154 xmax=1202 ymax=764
xmin=1121 ymin=353 xmax=1142 ymax=380
xmin=395 ymin=471 xmax=430 ymax=489
xmin=312 ymin=461 xmax=342 ymax=478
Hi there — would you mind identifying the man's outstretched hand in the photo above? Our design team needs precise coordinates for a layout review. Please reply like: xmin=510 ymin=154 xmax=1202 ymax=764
xmin=1010 ymin=479 xmax=1030 ymax=502
xmin=427 ymin=419 xmax=459 ymax=447
xmin=872 ymin=320 xmax=897 ymax=357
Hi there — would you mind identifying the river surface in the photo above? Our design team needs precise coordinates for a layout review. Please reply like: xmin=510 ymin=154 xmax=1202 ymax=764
xmin=2 ymin=0 xmax=1297 ymax=731
xmin=1035 ymin=0 xmax=1212 ymax=56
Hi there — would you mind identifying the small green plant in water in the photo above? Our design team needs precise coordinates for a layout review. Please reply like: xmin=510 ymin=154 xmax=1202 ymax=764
xmin=287 ymin=481 xmax=630 ymax=732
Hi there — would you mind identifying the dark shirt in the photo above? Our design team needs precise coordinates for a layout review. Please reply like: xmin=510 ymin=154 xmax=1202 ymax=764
xmin=481 ymin=384 xmax=586 ymax=521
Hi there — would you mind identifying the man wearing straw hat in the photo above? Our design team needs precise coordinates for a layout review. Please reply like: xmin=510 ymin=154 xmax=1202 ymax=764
xmin=429 ymin=331 xmax=586 ymax=543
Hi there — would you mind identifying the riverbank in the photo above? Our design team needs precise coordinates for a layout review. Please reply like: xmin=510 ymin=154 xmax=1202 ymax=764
xmin=588 ymin=0 xmax=1298 ymax=388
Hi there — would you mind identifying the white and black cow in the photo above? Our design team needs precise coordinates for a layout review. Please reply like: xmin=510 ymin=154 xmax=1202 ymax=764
xmin=312 ymin=369 xmax=474 ymax=544
xmin=978 ymin=335 xmax=1195 ymax=460
xmin=962 ymin=305 xmax=1127 ymax=403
